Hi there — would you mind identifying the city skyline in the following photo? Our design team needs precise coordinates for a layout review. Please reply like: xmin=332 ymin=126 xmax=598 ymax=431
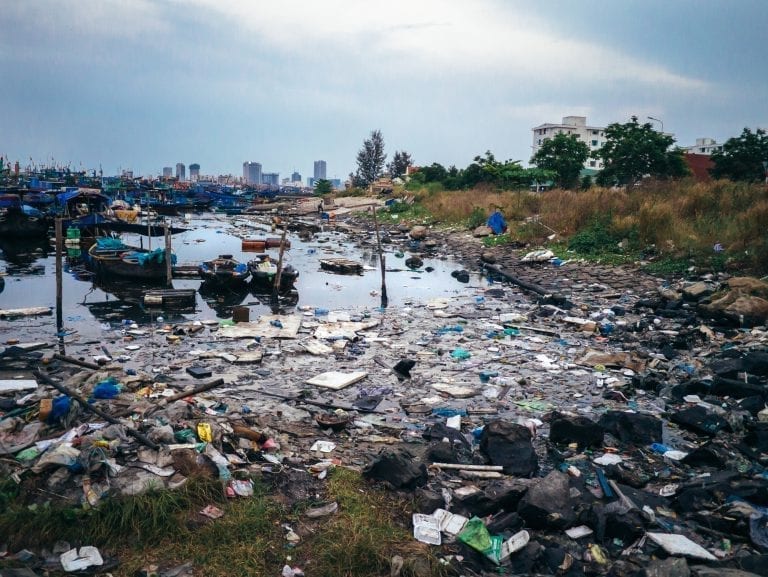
xmin=2 ymin=1 xmax=766 ymax=178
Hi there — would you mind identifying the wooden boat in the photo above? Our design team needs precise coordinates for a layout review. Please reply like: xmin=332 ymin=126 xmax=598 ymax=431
xmin=319 ymin=258 xmax=363 ymax=275
xmin=198 ymin=255 xmax=250 ymax=285
xmin=87 ymin=237 xmax=174 ymax=281
xmin=0 ymin=195 xmax=50 ymax=238
xmin=248 ymin=254 xmax=299 ymax=293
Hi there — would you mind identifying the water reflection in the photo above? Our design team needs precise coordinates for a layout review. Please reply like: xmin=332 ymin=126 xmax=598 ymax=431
xmin=1 ymin=215 xmax=480 ymax=342
xmin=81 ymin=276 xmax=190 ymax=325
xmin=0 ymin=238 xmax=51 ymax=273
xmin=198 ymin=279 xmax=250 ymax=319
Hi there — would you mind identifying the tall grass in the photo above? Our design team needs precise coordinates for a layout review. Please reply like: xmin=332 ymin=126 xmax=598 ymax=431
xmin=406 ymin=178 xmax=768 ymax=274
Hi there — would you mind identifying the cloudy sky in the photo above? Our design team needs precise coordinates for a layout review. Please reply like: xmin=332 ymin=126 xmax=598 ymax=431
xmin=1 ymin=0 xmax=766 ymax=180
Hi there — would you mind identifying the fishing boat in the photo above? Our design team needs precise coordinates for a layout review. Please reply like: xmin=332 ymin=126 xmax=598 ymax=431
xmin=87 ymin=237 xmax=175 ymax=281
xmin=248 ymin=254 xmax=299 ymax=293
xmin=319 ymin=257 xmax=363 ymax=275
xmin=198 ymin=255 xmax=250 ymax=286
xmin=0 ymin=195 xmax=50 ymax=238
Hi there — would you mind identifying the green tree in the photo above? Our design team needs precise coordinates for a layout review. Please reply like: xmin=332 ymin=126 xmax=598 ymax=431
xmin=420 ymin=162 xmax=448 ymax=183
xmin=474 ymin=151 xmax=553 ymax=190
xmin=314 ymin=179 xmax=332 ymax=195
xmin=387 ymin=150 xmax=412 ymax=179
xmin=530 ymin=133 xmax=590 ymax=189
xmin=354 ymin=129 xmax=386 ymax=187
xmin=594 ymin=116 xmax=688 ymax=186
xmin=710 ymin=127 xmax=768 ymax=183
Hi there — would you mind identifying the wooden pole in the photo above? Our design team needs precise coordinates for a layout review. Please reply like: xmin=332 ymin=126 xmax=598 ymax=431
xmin=146 ymin=190 xmax=152 ymax=250
xmin=272 ymin=226 xmax=288 ymax=300
xmin=371 ymin=205 xmax=388 ymax=307
xmin=164 ymin=222 xmax=172 ymax=287
xmin=54 ymin=217 xmax=63 ymax=334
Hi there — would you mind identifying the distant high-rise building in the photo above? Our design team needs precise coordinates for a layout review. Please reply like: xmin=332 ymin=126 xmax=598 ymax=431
xmin=162 ymin=166 xmax=172 ymax=178
xmin=175 ymin=163 xmax=186 ymax=181
xmin=291 ymin=171 xmax=301 ymax=183
xmin=313 ymin=160 xmax=327 ymax=180
xmin=262 ymin=172 xmax=279 ymax=186
xmin=242 ymin=162 xmax=262 ymax=185
xmin=189 ymin=163 xmax=200 ymax=181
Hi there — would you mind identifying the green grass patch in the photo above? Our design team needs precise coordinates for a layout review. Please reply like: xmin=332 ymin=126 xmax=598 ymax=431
xmin=304 ymin=468 xmax=441 ymax=577
xmin=482 ymin=233 xmax=514 ymax=248
xmin=0 ymin=469 xmax=443 ymax=577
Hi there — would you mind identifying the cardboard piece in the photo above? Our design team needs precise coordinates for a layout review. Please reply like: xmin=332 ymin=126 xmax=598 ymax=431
xmin=306 ymin=371 xmax=368 ymax=390
xmin=219 ymin=314 xmax=302 ymax=339
xmin=431 ymin=382 xmax=477 ymax=398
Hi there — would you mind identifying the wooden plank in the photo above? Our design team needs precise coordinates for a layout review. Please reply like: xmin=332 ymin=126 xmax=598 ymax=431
xmin=0 ymin=307 xmax=53 ymax=318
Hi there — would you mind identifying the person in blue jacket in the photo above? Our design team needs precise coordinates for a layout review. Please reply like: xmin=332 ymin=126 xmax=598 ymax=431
xmin=487 ymin=208 xmax=507 ymax=235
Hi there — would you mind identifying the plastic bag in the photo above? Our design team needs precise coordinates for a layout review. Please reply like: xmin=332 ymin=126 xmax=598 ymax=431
xmin=458 ymin=517 xmax=492 ymax=553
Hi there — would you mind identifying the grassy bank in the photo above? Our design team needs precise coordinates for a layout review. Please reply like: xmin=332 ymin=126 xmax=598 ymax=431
xmin=0 ymin=470 xmax=438 ymax=577
xmin=390 ymin=178 xmax=768 ymax=276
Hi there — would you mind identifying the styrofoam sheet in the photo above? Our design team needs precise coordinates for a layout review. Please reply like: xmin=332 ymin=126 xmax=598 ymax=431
xmin=306 ymin=371 xmax=368 ymax=390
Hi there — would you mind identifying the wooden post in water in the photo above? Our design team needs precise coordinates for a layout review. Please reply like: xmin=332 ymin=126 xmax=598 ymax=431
xmin=271 ymin=227 xmax=288 ymax=308
xmin=164 ymin=222 xmax=172 ymax=287
xmin=371 ymin=205 xmax=388 ymax=308
xmin=55 ymin=217 xmax=63 ymax=334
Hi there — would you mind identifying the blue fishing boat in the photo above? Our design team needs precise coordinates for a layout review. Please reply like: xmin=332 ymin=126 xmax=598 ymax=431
xmin=88 ymin=237 xmax=175 ymax=281
xmin=198 ymin=255 xmax=250 ymax=286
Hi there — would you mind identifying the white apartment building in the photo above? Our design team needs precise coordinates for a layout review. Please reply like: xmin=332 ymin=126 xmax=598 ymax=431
xmin=682 ymin=137 xmax=722 ymax=155
xmin=531 ymin=116 xmax=605 ymax=169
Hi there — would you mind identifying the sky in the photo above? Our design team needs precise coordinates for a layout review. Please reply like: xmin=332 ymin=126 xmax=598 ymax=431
xmin=1 ymin=0 xmax=766 ymax=181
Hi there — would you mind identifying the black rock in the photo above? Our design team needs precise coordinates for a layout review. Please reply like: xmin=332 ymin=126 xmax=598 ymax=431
xmin=451 ymin=269 xmax=470 ymax=283
xmin=517 ymin=471 xmax=577 ymax=529
xmin=735 ymin=554 xmax=768 ymax=576
xmin=744 ymin=351 xmax=768 ymax=376
xmin=404 ymin=256 xmax=423 ymax=269
xmin=642 ymin=557 xmax=690 ymax=577
xmin=392 ymin=358 xmax=416 ymax=380
xmin=670 ymin=406 xmax=729 ymax=437
xmin=413 ymin=488 xmax=444 ymax=514
xmin=598 ymin=411 xmax=664 ymax=444
xmin=549 ymin=412 xmax=604 ymax=448
xmin=744 ymin=422 xmax=768 ymax=452
xmin=738 ymin=396 xmax=768 ymax=416
xmin=362 ymin=449 xmax=427 ymax=489
xmin=605 ymin=507 xmax=646 ymax=545
xmin=483 ymin=479 xmax=531 ymax=512
xmin=711 ymin=377 xmax=767 ymax=399
xmin=486 ymin=510 xmax=525 ymax=534
xmin=480 ymin=420 xmax=538 ymax=476
xmin=682 ymin=442 xmax=730 ymax=468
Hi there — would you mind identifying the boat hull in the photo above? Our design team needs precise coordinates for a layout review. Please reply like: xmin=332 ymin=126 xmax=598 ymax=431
xmin=88 ymin=242 xmax=172 ymax=281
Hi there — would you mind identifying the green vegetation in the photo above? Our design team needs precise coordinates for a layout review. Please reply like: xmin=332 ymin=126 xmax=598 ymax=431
xmin=354 ymin=129 xmax=387 ymax=187
xmin=361 ymin=176 xmax=768 ymax=276
xmin=530 ymin=133 xmax=590 ymax=189
xmin=594 ymin=115 xmax=689 ymax=186
xmin=315 ymin=179 xmax=333 ymax=195
xmin=0 ymin=469 xmax=437 ymax=577
xmin=711 ymin=127 xmax=768 ymax=182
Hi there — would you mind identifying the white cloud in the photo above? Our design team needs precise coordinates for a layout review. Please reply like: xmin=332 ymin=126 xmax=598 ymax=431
xmin=179 ymin=0 xmax=707 ymax=91
xmin=2 ymin=0 xmax=168 ymax=39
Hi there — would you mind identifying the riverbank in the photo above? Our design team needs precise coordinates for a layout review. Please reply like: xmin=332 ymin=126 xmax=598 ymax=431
xmin=2 ymin=202 xmax=768 ymax=577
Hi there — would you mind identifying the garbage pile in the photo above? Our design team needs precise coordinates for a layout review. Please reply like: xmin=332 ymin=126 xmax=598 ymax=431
xmin=2 ymin=218 xmax=768 ymax=576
